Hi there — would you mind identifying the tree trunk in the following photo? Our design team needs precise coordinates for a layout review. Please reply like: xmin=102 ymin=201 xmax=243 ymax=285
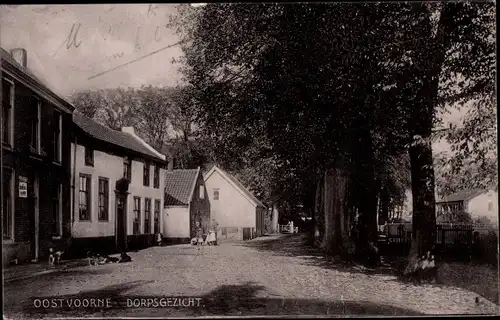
xmin=334 ymin=166 xmax=349 ymax=256
xmin=404 ymin=2 xmax=458 ymax=276
xmin=322 ymin=169 xmax=337 ymax=256
xmin=306 ymin=177 xmax=322 ymax=245
xmin=352 ymin=126 xmax=378 ymax=264
xmin=379 ymin=187 xmax=389 ymax=226
xmin=271 ymin=204 xmax=279 ymax=234
xmin=404 ymin=140 xmax=437 ymax=274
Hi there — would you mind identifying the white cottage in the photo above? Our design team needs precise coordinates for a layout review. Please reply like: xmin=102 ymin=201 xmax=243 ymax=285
xmin=70 ymin=111 xmax=167 ymax=254
xmin=162 ymin=167 xmax=210 ymax=244
xmin=203 ymin=166 xmax=266 ymax=241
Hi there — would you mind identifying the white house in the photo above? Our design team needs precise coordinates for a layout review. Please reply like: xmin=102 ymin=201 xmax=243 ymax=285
xmin=436 ymin=189 xmax=499 ymax=225
xmin=162 ymin=167 xmax=210 ymax=244
xmin=203 ymin=165 xmax=266 ymax=241
xmin=70 ymin=111 xmax=167 ymax=254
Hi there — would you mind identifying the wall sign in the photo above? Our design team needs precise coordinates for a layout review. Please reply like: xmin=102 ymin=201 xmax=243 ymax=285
xmin=19 ymin=176 xmax=28 ymax=198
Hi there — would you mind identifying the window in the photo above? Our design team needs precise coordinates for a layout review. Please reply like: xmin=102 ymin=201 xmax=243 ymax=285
xmin=79 ymin=174 xmax=91 ymax=220
xmin=52 ymin=182 xmax=62 ymax=237
xmin=124 ymin=157 xmax=131 ymax=181
xmin=2 ymin=168 xmax=13 ymax=240
xmin=52 ymin=111 xmax=62 ymax=162
xmin=133 ymin=197 xmax=141 ymax=234
xmin=213 ymin=188 xmax=219 ymax=200
xmin=84 ymin=146 xmax=94 ymax=166
xmin=488 ymin=201 xmax=493 ymax=211
xmin=199 ymin=185 xmax=205 ymax=199
xmin=31 ymin=97 xmax=41 ymax=153
xmin=2 ymin=78 xmax=14 ymax=147
xmin=144 ymin=198 xmax=151 ymax=234
xmin=143 ymin=161 xmax=150 ymax=186
xmin=154 ymin=199 xmax=161 ymax=234
xmin=153 ymin=165 xmax=160 ymax=188
xmin=98 ymin=177 xmax=109 ymax=221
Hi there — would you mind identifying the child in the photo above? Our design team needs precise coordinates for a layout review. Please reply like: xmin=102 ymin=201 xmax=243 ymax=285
xmin=206 ymin=229 xmax=216 ymax=245
xmin=195 ymin=221 xmax=203 ymax=251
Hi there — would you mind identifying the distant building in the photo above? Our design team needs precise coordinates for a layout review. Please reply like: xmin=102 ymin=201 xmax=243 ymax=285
xmin=2 ymin=48 xmax=74 ymax=264
xmin=436 ymin=189 xmax=498 ymax=224
xmin=203 ymin=165 xmax=266 ymax=241
xmin=162 ymin=167 xmax=210 ymax=244
xmin=70 ymin=111 xmax=167 ymax=254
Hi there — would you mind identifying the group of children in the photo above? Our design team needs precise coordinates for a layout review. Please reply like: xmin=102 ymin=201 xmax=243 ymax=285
xmin=191 ymin=219 xmax=219 ymax=250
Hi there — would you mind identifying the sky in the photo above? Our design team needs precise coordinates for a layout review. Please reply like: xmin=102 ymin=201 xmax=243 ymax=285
xmin=0 ymin=4 xmax=466 ymax=152
xmin=0 ymin=4 xmax=184 ymax=96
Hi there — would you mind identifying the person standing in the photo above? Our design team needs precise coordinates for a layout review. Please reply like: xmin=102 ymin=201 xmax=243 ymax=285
xmin=212 ymin=219 xmax=219 ymax=245
xmin=195 ymin=221 xmax=203 ymax=251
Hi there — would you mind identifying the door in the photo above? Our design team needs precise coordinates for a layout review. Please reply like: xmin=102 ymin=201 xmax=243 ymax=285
xmin=115 ymin=194 xmax=127 ymax=252
xmin=190 ymin=210 xmax=200 ymax=239
xmin=29 ymin=173 xmax=39 ymax=261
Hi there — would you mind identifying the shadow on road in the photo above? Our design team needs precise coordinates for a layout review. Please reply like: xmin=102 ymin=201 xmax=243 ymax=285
xmin=11 ymin=281 xmax=423 ymax=317
xmin=198 ymin=282 xmax=423 ymax=316
xmin=239 ymin=234 xmax=500 ymax=307
xmin=237 ymin=234 xmax=403 ymax=277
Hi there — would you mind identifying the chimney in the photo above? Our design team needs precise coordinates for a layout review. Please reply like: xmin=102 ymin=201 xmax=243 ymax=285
xmin=121 ymin=126 xmax=135 ymax=135
xmin=10 ymin=48 xmax=27 ymax=68
xmin=167 ymin=156 xmax=174 ymax=172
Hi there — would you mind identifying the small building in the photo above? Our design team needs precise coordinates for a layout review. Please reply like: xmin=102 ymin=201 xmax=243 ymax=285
xmin=2 ymin=48 xmax=74 ymax=264
xmin=162 ymin=167 xmax=210 ymax=244
xmin=70 ymin=111 xmax=167 ymax=254
xmin=436 ymin=189 xmax=498 ymax=225
xmin=203 ymin=165 xmax=266 ymax=241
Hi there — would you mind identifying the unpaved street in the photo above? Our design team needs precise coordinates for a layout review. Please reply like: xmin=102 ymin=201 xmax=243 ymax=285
xmin=3 ymin=235 xmax=498 ymax=318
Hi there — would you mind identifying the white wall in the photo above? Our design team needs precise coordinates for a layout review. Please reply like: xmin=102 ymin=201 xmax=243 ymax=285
xmin=71 ymin=143 xmax=165 ymax=238
xmin=467 ymin=190 xmax=498 ymax=223
xmin=204 ymin=169 xmax=256 ymax=229
xmin=163 ymin=206 xmax=190 ymax=238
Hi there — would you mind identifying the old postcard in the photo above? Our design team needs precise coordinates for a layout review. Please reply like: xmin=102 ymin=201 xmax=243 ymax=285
xmin=1 ymin=3 xmax=498 ymax=319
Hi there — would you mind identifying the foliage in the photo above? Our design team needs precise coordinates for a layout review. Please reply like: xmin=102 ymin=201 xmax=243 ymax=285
xmin=168 ymin=3 xmax=496 ymax=263
xmin=434 ymin=151 xmax=497 ymax=198
xmin=436 ymin=211 xmax=473 ymax=224
xmin=70 ymin=85 xmax=205 ymax=164
xmin=473 ymin=216 xmax=495 ymax=228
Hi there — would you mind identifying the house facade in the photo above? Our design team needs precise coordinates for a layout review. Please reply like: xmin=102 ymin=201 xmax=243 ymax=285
xmin=2 ymin=48 xmax=74 ymax=264
xmin=203 ymin=166 xmax=266 ymax=241
xmin=436 ymin=189 xmax=498 ymax=225
xmin=163 ymin=167 xmax=210 ymax=244
xmin=70 ymin=111 xmax=167 ymax=254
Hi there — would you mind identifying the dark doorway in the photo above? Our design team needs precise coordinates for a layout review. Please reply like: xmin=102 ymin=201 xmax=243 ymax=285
xmin=28 ymin=173 xmax=39 ymax=261
xmin=115 ymin=194 xmax=127 ymax=252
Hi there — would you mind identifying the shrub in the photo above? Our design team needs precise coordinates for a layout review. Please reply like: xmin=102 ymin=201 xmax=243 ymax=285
xmin=474 ymin=230 xmax=499 ymax=266
xmin=436 ymin=210 xmax=473 ymax=224
xmin=474 ymin=216 xmax=495 ymax=228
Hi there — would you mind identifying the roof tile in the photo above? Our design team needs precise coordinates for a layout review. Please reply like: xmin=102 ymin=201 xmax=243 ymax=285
xmin=436 ymin=189 xmax=487 ymax=203
xmin=73 ymin=111 xmax=164 ymax=161
xmin=164 ymin=169 xmax=199 ymax=206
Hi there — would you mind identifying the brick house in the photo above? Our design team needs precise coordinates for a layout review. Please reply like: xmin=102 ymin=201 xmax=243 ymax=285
xmin=70 ymin=111 xmax=167 ymax=255
xmin=163 ymin=167 xmax=210 ymax=244
xmin=1 ymin=48 xmax=74 ymax=264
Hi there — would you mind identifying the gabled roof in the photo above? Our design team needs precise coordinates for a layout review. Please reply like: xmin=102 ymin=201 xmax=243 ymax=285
xmin=1 ymin=47 xmax=75 ymax=113
xmin=164 ymin=168 xmax=200 ymax=206
xmin=204 ymin=166 xmax=265 ymax=208
xmin=72 ymin=111 xmax=164 ymax=162
xmin=436 ymin=189 xmax=488 ymax=203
